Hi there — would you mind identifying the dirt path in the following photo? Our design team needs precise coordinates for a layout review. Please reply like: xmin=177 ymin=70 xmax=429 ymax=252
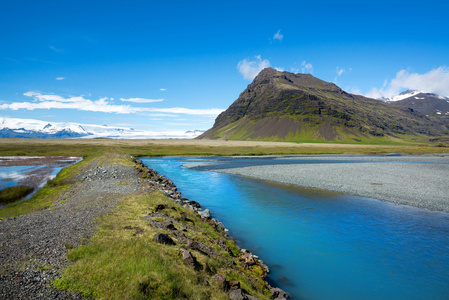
xmin=0 ymin=153 xmax=149 ymax=299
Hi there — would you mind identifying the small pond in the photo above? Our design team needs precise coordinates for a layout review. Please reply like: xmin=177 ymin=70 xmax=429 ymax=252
xmin=0 ymin=156 xmax=81 ymax=204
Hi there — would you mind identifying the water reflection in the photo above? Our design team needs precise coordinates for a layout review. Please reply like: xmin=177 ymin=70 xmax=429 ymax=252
xmin=0 ymin=156 xmax=81 ymax=203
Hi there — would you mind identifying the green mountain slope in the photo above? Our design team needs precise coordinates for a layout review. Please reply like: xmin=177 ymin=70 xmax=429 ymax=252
xmin=198 ymin=68 xmax=447 ymax=143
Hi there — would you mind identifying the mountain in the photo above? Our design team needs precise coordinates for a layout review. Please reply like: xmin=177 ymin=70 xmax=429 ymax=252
xmin=198 ymin=68 xmax=447 ymax=142
xmin=0 ymin=117 xmax=204 ymax=139
xmin=386 ymin=90 xmax=449 ymax=116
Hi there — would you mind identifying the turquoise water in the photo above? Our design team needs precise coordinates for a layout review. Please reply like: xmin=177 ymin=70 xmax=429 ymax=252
xmin=142 ymin=157 xmax=449 ymax=300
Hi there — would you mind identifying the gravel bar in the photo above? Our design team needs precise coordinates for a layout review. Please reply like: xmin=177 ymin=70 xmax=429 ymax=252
xmin=189 ymin=154 xmax=449 ymax=213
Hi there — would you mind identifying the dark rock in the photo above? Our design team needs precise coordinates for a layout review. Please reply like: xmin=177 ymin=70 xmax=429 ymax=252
xmin=186 ymin=240 xmax=217 ymax=257
xmin=153 ymin=233 xmax=175 ymax=245
xmin=228 ymin=279 xmax=240 ymax=291
xmin=212 ymin=274 xmax=229 ymax=291
xmin=189 ymin=200 xmax=201 ymax=208
xmin=161 ymin=221 xmax=176 ymax=230
xmin=181 ymin=249 xmax=202 ymax=271
xmin=181 ymin=212 xmax=187 ymax=220
xmin=172 ymin=231 xmax=189 ymax=244
xmin=270 ymin=287 xmax=289 ymax=299
xmin=212 ymin=218 xmax=226 ymax=231
xmin=155 ymin=204 xmax=166 ymax=211
xmin=229 ymin=289 xmax=247 ymax=300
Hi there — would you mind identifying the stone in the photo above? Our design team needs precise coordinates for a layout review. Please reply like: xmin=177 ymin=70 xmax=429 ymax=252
xmin=198 ymin=208 xmax=211 ymax=219
xmin=153 ymin=233 xmax=175 ymax=245
xmin=212 ymin=274 xmax=229 ymax=291
xmin=181 ymin=249 xmax=202 ymax=271
xmin=161 ymin=221 xmax=176 ymax=230
xmin=229 ymin=289 xmax=247 ymax=300
xmin=228 ymin=279 xmax=240 ymax=291
xmin=239 ymin=252 xmax=255 ymax=267
xmin=212 ymin=218 xmax=226 ymax=231
xmin=270 ymin=287 xmax=289 ymax=299
xmin=155 ymin=204 xmax=166 ymax=211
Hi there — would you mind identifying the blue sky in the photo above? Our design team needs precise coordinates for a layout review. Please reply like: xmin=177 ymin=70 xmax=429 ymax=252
xmin=1 ymin=0 xmax=448 ymax=134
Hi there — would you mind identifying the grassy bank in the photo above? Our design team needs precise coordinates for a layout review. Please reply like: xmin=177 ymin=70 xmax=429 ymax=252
xmin=52 ymin=189 xmax=270 ymax=299
xmin=0 ymin=138 xmax=448 ymax=157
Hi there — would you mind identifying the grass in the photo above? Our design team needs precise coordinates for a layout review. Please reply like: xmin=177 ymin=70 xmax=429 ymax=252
xmin=52 ymin=189 xmax=270 ymax=299
xmin=0 ymin=185 xmax=34 ymax=204
xmin=0 ymin=138 xmax=448 ymax=158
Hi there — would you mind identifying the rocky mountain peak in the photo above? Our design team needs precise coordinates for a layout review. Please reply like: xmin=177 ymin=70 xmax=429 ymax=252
xmin=198 ymin=69 xmax=447 ymax=142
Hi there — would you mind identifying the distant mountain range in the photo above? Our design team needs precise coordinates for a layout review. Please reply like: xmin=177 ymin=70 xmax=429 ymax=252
xmin=381 ymin=90 xmax=449 ymax=116
xmin=0 ymin=117 xmax=204 ymax=139
xmin=198 ymin=68 xmax=448 ymax=142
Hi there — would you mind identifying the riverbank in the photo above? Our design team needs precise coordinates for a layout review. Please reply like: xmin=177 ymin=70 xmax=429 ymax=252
xmin=0 ymin=152 xmax=286 ymax=299
xmin=186 ymin=154 xmax=449 ymax=213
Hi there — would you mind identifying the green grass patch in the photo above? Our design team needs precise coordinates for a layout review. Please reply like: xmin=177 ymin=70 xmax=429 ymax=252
xmin=51 ymin=191 xmax=238 ymax=300
xmin=0 ymin=186 xmax=34 ymax=204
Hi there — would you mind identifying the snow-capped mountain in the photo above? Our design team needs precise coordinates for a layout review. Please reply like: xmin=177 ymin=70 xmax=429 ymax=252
xmin=383 ymin=90 xmax=449 ymax=116
xmin=380 ymin=90 xmax=425 ymax=102
xmin=0 ymin=117 xmax=205 ymax=139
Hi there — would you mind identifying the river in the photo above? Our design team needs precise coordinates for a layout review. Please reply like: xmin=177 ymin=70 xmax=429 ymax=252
xmin=142 ymin=156 xmax=449 ymax=300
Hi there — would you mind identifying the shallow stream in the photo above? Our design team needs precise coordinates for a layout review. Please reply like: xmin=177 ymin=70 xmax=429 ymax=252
xmin=142 ymin=156 xmax=449 ymax=300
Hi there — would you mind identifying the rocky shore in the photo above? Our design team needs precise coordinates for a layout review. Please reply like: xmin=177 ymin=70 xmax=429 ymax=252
xmin=0 ymin=153 xmax=288 ymax=300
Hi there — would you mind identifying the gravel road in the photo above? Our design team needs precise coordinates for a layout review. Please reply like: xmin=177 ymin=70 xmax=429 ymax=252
xmin=0 ymin=153 xmax=149 ymax=299
xmin=188 ymin=154 xmax=449 ymax=213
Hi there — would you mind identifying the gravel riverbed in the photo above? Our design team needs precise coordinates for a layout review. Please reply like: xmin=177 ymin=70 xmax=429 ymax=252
xmin=187 ymin=154 xmax=449 ymax=213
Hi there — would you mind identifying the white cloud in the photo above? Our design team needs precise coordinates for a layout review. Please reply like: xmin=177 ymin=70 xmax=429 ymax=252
xmin=273 ymin=30 xmax=283 ymax=42
xmin=301 ymin=61 xmax=313 ymax=74
xmin=120 ymin=97 xmax=164 ymax=103
xmin=148 ymin=107 xmax=224 ymax=115
xmin=350 ymin=88 xmax=362 ymax=95
xmin=160 ymin=88 xmax=167 ymax=91
xmin=0 ymin=92 xmax=224 ymax=116
xmin=290 ymin=67 xmax=300 ymax=73
xmin=55 ymin=77 xmax=65 ymax=80
xmin=237 ymin=55 xmax=271 ymax=80
xmin=274 ymin=67 xmax=284 ymax=72
xmin=365 ymin=66 xmax=449 ymax=99
xmin=147 ymin=113 xmax=178 ymax=117
xmin=336 ymin=67 xmax=345 ymax=76
xmin=334 ymin=67 xmax=348 ymax=83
